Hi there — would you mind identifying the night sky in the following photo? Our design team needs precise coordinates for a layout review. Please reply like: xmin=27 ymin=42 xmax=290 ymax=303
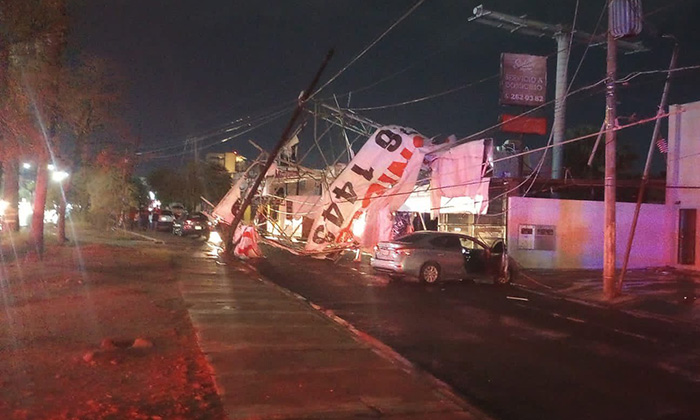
xmin=69 ymin=0 xmax=700 ymax=175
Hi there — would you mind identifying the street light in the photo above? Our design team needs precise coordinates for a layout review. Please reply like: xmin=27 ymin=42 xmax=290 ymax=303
xmin=51 ymin=170 xmax=69 ymax=183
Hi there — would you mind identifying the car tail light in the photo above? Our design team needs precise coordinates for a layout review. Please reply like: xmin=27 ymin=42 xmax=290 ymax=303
xmin=394 ymin=248 xmax=413 ymax=256
xmin=185 ymin=220 xmax=193 ymax=226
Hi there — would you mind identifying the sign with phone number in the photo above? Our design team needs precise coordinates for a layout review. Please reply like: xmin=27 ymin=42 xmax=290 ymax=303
xmin=305 ymin=126 xmax=425 ymax=252
xmin=500 ymin=53 xmax=547 ymax=107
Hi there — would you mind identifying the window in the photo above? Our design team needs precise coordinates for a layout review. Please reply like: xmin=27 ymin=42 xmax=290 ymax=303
xmin=396 ymin=233 xmax=425 ymax=243
xmin=429 ymin=235 xmax=461 ymax=250
xmin=459 ymin=237 xmax=485 ymax=250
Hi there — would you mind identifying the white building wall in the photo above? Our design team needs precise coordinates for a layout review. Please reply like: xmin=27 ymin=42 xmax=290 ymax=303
xmin=667 ymin=101 xmax=700 ymax=270
xmin=507 ymin=197 xmax=673 ymax=269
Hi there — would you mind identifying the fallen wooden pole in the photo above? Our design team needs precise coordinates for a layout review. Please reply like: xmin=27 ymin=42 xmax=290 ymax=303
xmin=225 ymin=49 xmax=334 ymax=253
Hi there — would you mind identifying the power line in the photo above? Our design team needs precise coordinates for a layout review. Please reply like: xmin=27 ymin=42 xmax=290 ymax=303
xmin=136 ymin=104 xmax=294 ymax=157
xmin=347 ymin=74 xmax=499 ymax=111
xmin=311 ymin=0 xmax=426 ymax=100
xmin=329 ymin=21 xmax=486 ymax=101
xmin=145 ymin=106 xmax=293 ymax=160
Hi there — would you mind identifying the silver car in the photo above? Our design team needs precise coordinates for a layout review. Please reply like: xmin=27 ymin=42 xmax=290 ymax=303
xmin=371 ymin=231 xmax=513 ymax=284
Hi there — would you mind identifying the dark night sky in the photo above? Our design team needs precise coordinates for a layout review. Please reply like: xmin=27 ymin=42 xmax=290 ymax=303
xmin=68 ymin=0 xmax=700 ymax=175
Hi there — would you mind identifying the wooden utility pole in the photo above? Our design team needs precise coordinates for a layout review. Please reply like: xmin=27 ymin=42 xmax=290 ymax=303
xmin=603 ymin=2 xmax=618 ymax=300
xmin=225 ymin=49 xmax=334 ymax=253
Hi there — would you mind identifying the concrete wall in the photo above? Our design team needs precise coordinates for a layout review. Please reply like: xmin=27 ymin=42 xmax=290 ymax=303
xmin=667 ymin=101 xmax=700 ymax=270
xmin=507 ymin=197 xmax=673 ymax=269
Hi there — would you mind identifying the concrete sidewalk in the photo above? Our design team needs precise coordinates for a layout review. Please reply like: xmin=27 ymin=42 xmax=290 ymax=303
xmin=516 ymin=266 xmax=700 ymax=325
xmin=176 ymin=249 xmax=490 ymax=420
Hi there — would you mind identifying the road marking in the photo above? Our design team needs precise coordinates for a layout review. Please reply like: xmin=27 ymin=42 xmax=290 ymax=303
xmin=506 ymin=296 xmax=529 ymax=301
xmin=565 ymin=316 xmax=586 ymax=324
xmin=613 ymin=328 xmax=658 ymax=343
xmin=551 ymin=312 xmax=586 ymax=324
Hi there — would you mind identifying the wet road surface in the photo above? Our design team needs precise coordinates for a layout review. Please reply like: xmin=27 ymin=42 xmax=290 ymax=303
xmin=247 ymin=246 xmax=700 ymax=420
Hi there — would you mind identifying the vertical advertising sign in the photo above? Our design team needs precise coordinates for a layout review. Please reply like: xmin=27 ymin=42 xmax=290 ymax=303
xmin=500 ymin=53 xmax=547 ymax=107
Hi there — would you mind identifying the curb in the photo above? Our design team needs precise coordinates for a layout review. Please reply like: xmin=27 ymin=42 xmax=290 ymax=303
xmin=513 ymin=282 xmax=700 ymax=332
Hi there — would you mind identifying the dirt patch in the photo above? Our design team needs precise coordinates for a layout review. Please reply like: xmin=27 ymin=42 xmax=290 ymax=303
xmin=0 ymin=227 xmax=225 ymax=419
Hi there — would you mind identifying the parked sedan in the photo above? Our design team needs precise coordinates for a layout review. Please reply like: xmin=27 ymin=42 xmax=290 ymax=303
xmin=154 ymin=210 xmax=175 ymax=231
xmin=172 ymin=212 xmax=210 ymax=237
xmin=371 ymin=231 xmax=513 ymax=284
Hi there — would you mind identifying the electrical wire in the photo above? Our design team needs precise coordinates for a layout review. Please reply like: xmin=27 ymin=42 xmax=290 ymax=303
xmin=310 ymin=0 xmax=426 ymax=100
xmin=617 ymin=64 xmax=700 ymax=84
xmin=643 ymin=0 xmax=694 ymax=19
xmin=138 ymin=105 xmax=294 ymax=158
xmin=347 ymin=74 xmax=500 ymax=112
xmin=328 ymin=20 xmax=485 ymax=102
xmin=146 ymin=106 xmax=293 ymax=160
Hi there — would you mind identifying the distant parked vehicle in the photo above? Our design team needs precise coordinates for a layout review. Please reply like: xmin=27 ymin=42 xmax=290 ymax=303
xmin=371 ymin=231 xmax=514 ymax=285
xmin=169 ymin=203 xmax=186 ymax=218
xmin=154 ymin=210 xmax=175 ymax=231
xmin=172 ymin=212 xmax=210 ymax=238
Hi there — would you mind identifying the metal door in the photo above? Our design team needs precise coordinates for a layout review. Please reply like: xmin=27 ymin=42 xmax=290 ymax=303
xmin=678 ymin=209 xmax=696 ymax=265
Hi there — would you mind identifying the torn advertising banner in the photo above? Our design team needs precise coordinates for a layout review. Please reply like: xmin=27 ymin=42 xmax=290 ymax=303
xmin=360 ymin=146 xmax=426 ymax=250
xmin=429 ymin=139 xmax=492 ymax=216
xmin=305 ymin=125 xmax=428 ymax=253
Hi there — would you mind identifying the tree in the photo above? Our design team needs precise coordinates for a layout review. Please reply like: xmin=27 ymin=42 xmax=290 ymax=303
xmin=0 ymin=0 xmax=47 ymax=232
xmin=83 ymin=148 xmax=139 ymax=228
xmin=0 ymin=0 xmax=69 ymax=254
xmin=2 ymin=1 xmax=133 ymax=246
xmin=563 ymin=125 xmax=639 ymax=179
xmin=147 ymin=162 xmax=232 ymax=212
xmin=147 ymin=167 xmax=184 ymax=207
xmin=53 ymin=55 xmax=127 ymax=241
xmin=198 ymin=162 xmax=233 ymax=206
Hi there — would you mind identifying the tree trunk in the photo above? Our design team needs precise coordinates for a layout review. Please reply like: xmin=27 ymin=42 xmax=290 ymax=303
xmin=31 ymin=161 xmax=49 ymax=255
xmin=1 ymin=158 xmax=20 ymax=232
xmin=57 ymin=180 xmax=70 ymax=243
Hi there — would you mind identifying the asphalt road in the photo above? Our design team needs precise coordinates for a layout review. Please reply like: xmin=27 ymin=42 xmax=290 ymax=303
xmin=244 ymin=245 xmax=700 ymax=420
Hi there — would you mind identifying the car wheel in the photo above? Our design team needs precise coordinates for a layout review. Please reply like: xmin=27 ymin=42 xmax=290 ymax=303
xmin=419 ymin=262 xmax=441 ymax=284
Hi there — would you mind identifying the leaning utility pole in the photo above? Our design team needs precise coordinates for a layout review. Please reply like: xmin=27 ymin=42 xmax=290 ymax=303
xmin=618 ymin=39 xmax=678 ymax=293
xmin=603 ymin=6 xmax=618 ymax=300
xmin=225 ymin=49 xmax=334 ymax=253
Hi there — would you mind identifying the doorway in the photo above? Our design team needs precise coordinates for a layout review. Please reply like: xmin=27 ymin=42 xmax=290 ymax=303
xmin=678 ymin=209 xmax=697 ymax=265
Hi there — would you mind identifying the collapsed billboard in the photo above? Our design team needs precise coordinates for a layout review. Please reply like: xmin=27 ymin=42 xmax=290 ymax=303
xmin=305 ymin=126 xmax=428 ymax=253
